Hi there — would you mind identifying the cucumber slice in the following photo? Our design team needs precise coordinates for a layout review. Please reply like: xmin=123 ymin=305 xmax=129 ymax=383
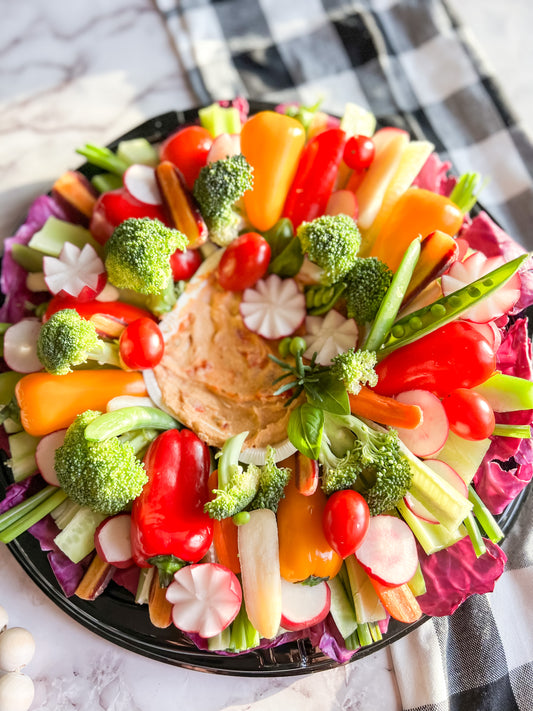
xmin=53 ymin=507 xmax=106 ymax=563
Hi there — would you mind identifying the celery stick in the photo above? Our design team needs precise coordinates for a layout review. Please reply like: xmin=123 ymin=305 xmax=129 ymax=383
xmin=492 ymin=423 xmax=531 ymax=438
xmin=29 ymin=216 xmax=103 ymax=257
xmin=50 ymin=498 xmax=83 ymax=530
xmin=53 ymin=507 xmax=107 ymax=563
xmin=397 ymin=499 xmax=466 ymax=555
xmin=434 ymin=432 xmax=491 ymax=486
xmin=7 ymin=431 xmax=39 ymax=482
xmin=0 ymin=489 xmax=68 ymax=543
xmin=0 ymin=485 xmax=58 ymax=534
xmin=344 ymin=555 xmax=387 ymax=623
xmin=0 ymin=372 xmax=23 ymax=407
xmin=76 ymin=144 xmax=129 ymax=175
xmin=468 ymin=486 xmax=504 ymax=544
xmin=327 ymin=573 xmax=358 ymax=639
xmin=117 ymin=138 xmax=158 ymax=167
xmin=207 ymin=626 xmax=231 ymax=652
xmin=91 ymin=172 xmax=123 ymax=193
xmin=369 ymin=621 xmax=383 ymax=643
xmin=407 ymin=564 xmax=426 ymax=597
xmin=473 ymin=372 xmax=533 ymax=412
xmin=463 ymin=512 xmax=487 ymax=558
xmin=135 ymin=567 xmax=155 ymax=605
xmin=10 ymin=244 xmax=44 ymax=273
xmin=340 ymin=102 xmax=376 ymax=138
xmin=356 ymin=623 xmax=373 ymax=647
xmin=199 ymin=103 xmax=241 ymax=137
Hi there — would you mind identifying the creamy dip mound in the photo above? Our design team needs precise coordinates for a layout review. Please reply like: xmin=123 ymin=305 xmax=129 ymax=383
xmin=152 ymin=265 xmax=300 ymax=452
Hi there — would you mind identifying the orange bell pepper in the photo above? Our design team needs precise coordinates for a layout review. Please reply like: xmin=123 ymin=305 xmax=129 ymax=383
xmin=369 ymin=187 xmax=464 ymax=272
xmin=240 ymin=111 xmax=305 ymax=232
xmin=277 ymin=455 xmax=342 ymax=583
xmin=16 ymin=370 xmax=147 ymax=436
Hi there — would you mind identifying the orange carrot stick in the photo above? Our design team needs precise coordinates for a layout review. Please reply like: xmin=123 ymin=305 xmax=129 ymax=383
xmin=208 ymin=469 xmax=241 ymax=573
xmin=349 ymin=387 xmax=422 ymax=430
xmin=16 ymin=370 xmax=147 ymax=436
xmin=369 ymin=576 xmax=422 ymax=623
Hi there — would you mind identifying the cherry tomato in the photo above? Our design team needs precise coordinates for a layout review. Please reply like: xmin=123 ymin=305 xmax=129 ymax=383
xmin=89 ymin=188 xmax=169 ymax=245
xmin=217 ymin=232 xmax=271 ymax=291
xmin=343 ymin=135 xmax=375 ymax=171
xmin=170 ymin=248 xmax=203 ymax=281
xmin=322 ymin=490 xmax=370 ymax=559
xmin=442 ymin=388 xmax=495 ymax=441
xmin=119 ymin=318 xmax=165 ymax=370
xmin=159 ymin=125 xmax=213 ymax=191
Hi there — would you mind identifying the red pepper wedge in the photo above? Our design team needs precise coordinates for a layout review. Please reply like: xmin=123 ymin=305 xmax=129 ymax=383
xmin=43 ymin=294 xmax=155 ymax=324
xmin=373 ymin=321 xmax=496 ymax=398
xmin=131 ymin=429 xmax=214 ymax=568
xmin=282 ymin=128 xmax=347 ymax=229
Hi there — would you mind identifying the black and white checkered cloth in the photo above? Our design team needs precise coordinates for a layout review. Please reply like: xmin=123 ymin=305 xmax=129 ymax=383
xmin=155 ymin=1 xmax=533 ymax=708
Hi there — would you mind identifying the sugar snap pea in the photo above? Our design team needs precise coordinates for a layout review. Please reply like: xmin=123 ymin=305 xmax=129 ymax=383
xmin=305 ymin=282 xmax=347 ymax=315
xmin=378 ymin=252 xmax=529 ymax=358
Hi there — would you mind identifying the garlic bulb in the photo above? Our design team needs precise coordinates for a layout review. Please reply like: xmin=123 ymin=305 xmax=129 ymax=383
xmin=0 ymin=628 xmax=35 ymax=673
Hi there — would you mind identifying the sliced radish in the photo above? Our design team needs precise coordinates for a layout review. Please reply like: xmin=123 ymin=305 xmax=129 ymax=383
xmin=441 ymin=251 xmax=522 ymax=323
xmin=3 ymin=319 xmax=43 ymax=373
xmin=395 ymin=390 xmax=449 ymax=457
xmin=403 ymin=492 xmax=439 ymax=525
xmin=166 ymin=563 xmax=242 ymax=638
xmin=280 ymin=578 xmax=331 ymax=631
xmin=240 ymin=274 xmax=306 ymax=340
xmin=206 ymin=133 xmax=241 ymax=163
xmin=354 ymin=515 xmax=418 ymax=586
xmin=43 ymin=242 xmax=106 ymax=301
xmin=94 ymin=513 xmax=134 ymax=569
xmin=303 ymin=310 xmax=358 ymax=365
xmin=35 ymin=429 xmax=67 ymax=486
xmin=424 ymin=459 xmax=468 ymax=498
xmin=238 ymin=509 xmax=282 ymax=639
xmin=123 ymin=164 xmax=163 ymax=206
xmin=325 ymin=189 xmax=358 ymax=219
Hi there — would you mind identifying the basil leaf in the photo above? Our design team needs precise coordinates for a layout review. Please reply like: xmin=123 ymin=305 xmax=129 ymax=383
xmin=306 ymin=371 xmax=350 ymax=415
xmin=287 ymin=403 xmax=324 ymax=460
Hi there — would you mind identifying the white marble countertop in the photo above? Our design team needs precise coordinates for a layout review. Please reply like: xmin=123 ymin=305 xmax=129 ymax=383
xmin=0 ymin=1 xmax=531 ymax=709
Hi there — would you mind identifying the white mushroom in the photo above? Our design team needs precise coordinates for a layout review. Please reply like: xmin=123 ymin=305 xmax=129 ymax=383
xmin=0 ymin=607 xmax=8 ymax=635
xmin=0 ymin=628 xmax=35 ymax=673
xmin=0 ymin=672 xmax=35 ymax=711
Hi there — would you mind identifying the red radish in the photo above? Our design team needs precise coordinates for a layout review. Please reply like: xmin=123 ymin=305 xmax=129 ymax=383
xmin=123 ymin=164 xmax=163 ymax=206
xmin=240 ymin=274 xmax=306 ymax=340
xmin=424 ymin=459 xmax=468 ymax=498
xmin=94 ymin=513 xmax=134 ymax=569
xmin=395 ymin=390 xmax=449 ymax=457
xmin=403 ymin=458 xmax=468 ymax=525
xmin=354 ymin=515 xmax=418 ymax=586
xmin=35 ymin=429 xmax=67 ymax=486
xmin=325 ymin=189 xmax=358 ymax=219
xmin=280 ymin=578 xmax=330 ymax=631
xmin=206 ymin=133 xmax=241 ymax=164
xmin=441 ymin=251 xmax=522 ymax=323
xmin=165 ymin=563 xmax=242 ymax=638
xmin=89 ymin=188 xmax=170 ymax=245
xmin=3 ymin=319 xmax=42 ymax=373
xmin=43 ymin=242 xmax=106 ymax=301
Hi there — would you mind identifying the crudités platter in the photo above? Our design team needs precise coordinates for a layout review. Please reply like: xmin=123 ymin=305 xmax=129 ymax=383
xmin=1 ymin=101 xmax=532 ymax=676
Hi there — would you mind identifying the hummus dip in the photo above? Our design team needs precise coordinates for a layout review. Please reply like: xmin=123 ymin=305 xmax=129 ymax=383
xmin=152 ymin=259 xmax=302 ymax=453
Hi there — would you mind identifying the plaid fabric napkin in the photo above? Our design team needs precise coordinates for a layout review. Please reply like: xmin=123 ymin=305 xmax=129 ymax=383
xmin=154 ymin=0 xmax=533 ymax=707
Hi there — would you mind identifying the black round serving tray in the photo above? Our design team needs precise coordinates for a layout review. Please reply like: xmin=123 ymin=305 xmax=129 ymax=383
xmin=1 ymin=103 xmax=531 ymax=676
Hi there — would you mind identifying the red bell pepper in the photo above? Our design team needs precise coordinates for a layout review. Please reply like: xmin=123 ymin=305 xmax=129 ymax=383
xmin=373 ymin=321 xmax=496 ymax=398
xmin=282 ymin=128 xmax=347 ymax=229
xmin=43 ymin=294 xmax=155 ymax=324
xmin=130 ymin=429 xmax=214 ymax=575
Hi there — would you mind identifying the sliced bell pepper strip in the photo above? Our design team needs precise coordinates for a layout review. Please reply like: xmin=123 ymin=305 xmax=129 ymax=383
xmin=240 ymin=111 xmax=306 ymax=232
xmin=282 ymin=128 xmax=346 ymax=229
xmin=277 ymin=456 xmax=342 ymax=583
xmin=15 ymin=370 xmax=147 ymax=436
xmin=208 ymin=469 xmax=241 ymax=573
xmin=44 ymin=294 xmax=155 ymax=324
xmin=130 ymin=429 xmax=213 ymax=571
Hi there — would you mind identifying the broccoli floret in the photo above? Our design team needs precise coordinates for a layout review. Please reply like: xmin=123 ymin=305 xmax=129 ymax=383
xmin=193 ymin=154 xmax=253 ymax=246
xmin=319 ymin=412 xmax=411 ymax=515
xmin=204 ymin=432 xmax=260 ymax=520
xmin=37 ymin=309 xmax=120 ymax=375
xmin=248 ymin=446 xmax=291 ymax=513
xmin=330 ymin=348 xmax=378 ymax=395
xmin=344 ymin=257 xmax=393 ymax=324
xmin=104 ymin=217 xmax=187 ymax=294
xmin=54 ymin=410 xmax=150 ymax=515
xmin=296 ymin=214 xmax=361 ymax=285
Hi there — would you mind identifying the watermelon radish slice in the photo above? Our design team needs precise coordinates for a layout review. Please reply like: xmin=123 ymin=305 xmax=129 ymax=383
xmin=240 ymin=274 xmax=306 ymax=340
xmin=441 ymin=251 xmax=522 ymax=323
xmin=94 ymin=513 xmax=134 ymax=569
xmin=395 ymin=389 xmax=449 ymax=457
xmin=354 ymin=515 xmax=418 ymax=586
xmin=280 ymin=578 xmax=331 ymax=631
xmin=166 ymin=563 xmax=242 ymax=638
xmin=123 ymin=164 xmax=163 ymax=206
xmin=43 ymin=242 xmax=106 ymax=301
xmin=3 ymin=319 xmax=43 ymax=373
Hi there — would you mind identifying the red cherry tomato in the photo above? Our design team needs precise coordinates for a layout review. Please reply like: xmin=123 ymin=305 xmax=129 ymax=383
xmin=90 ymin=188 xmax=169 ymax=245
xmin=442 ymin=388 xmax=496 ymax=441
xmin=119 ymin=318 xmax=165 ymax=370
xmin=322 ymin=490 xmax=370 ymax=559
xmin=170 ymin=248 xmax=203 ymax=281
xmin=217 ymin=232 xmax=271 ymax=291
xmin=343 ymin=135 xmax=375 ymax=171
xmin=159 ymin=125 xmax=213 ymax=191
